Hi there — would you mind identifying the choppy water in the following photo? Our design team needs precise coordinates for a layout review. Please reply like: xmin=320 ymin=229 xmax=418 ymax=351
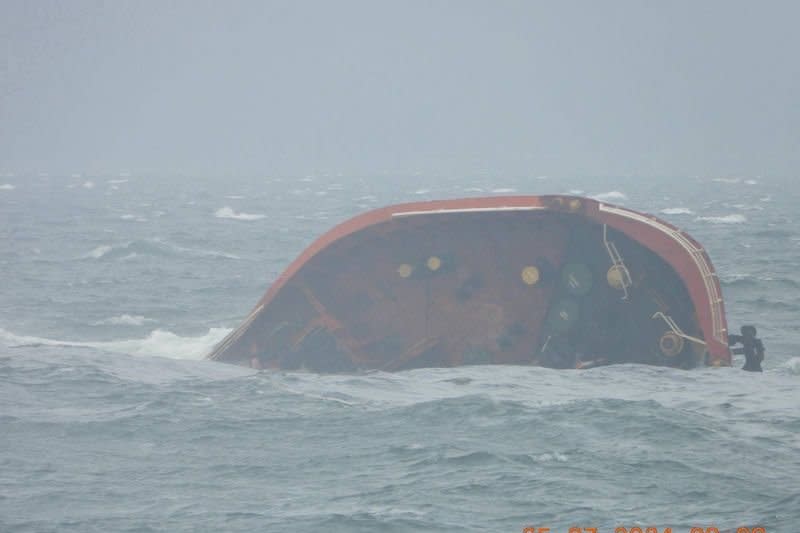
xmin=1 ymin=174 xmax=798 ymax=532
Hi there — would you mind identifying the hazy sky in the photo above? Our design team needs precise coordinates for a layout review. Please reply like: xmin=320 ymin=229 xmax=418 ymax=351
xmin=1 ymin=1 xmax=798 ymax=178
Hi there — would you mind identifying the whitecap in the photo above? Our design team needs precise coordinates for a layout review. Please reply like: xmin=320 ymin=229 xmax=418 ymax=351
xmin=730 ymin=203 xmax=763 ymax=211
xmin=659 ymin=207 xmax=693 ymax=215
xmin=214 ymin=206 xmax=266 ymax=221
xmin=0 ymin=184 xmax=15 ymax=190
xmin=536 ymin=452 xmax=568 ymax=463
xmin=491 ymin=187 xmax=516 ymax=193
xmin=85 ymin=245 xmax=113 ymax=259
xmin=711 ymin=177 xmax=740 ymax=183
xmin=92 ymin=314 xmax=155 ymax=326
xmin=592 ymin=191 xmax=627 ymax=201
xmin=107 ymin=179 xmax=129 ymax=184
xmin=225 ymin=195 xmax=245 ymax=199
xmin=120 ymin=214 xmax=136 ymax=220
xmin=0 ymin=327 xmax=232 ymax=360
xmin=414 ymin=188 xmax=431 ymax=195
xmin=82 ymin=181 xmax=95 ymax=189
xmin=783 ymin=357 xmax=800 ymax=375
xmin=744 ymin=179 xmax=758 ymax=185
xmin=695 ymin=214 xmax=747 ymax=224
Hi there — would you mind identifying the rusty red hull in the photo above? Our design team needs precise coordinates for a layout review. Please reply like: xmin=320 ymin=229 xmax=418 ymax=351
xmin=207 ymin=196 xmax=731 ymax=371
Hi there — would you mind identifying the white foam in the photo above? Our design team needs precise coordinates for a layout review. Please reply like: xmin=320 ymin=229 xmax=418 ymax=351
xmin=120 ymin=214 xmax=136 ymax=220
xmin=592 ymin=191 xmax=627 ymax=201
xmin=535 ymin=452 xmax=568 ymax=463
xmin=659 ymin=207 xmax=693 ymax=215
xmin=744 ymin=179 xmax=758 ymax=185
xmin=730 ymin=203 xmax=764 ymax=211
xmin=91 ymin=314 xmax=155 ymax=326
xmin=214 ymin=206 xmax=265 ymax=221
xmin=0 ymin=184 xmax=15 ymax=190
xmin=0 ymin=327 xmax=232 ymax=360
xmin=85 ymin=245 xmax=113 ymax=259
xmin=82 ymin=181 xmax=95 ymax=189
xmin=783 ymin=357 xmax=800 ymax=375
xmin=491 ymin=187 xmax=516 ymax=193
xmin=225 ymin=195 xmax=245 ymax=200
xmin=695 ymin=214 xmax=747 ymax=224
xmin=414 ymin=188 xmax=431 ymax=195
xmin=107 ymin=179 xmax=129 ymax=184
xmin=712 ymin=177 xmax=740 ymax=184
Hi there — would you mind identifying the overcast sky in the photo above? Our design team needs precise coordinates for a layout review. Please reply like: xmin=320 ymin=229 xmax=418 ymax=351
xmin=1 ymin=1 xmax=798 ymax=178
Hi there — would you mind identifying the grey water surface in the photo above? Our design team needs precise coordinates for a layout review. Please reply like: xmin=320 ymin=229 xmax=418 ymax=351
xmin=1 ymin=175 xmax=798 ymax=532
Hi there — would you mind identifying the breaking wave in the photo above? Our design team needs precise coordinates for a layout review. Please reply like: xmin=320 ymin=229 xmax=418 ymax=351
xmin=214 ymin=206 xmax=266 ymax=221
xmin=0 ymin=327 xmax=231 ymax=360
xmin=82 ymin=239 xmax=239 ymax=261
xmin=659 ymin=207 xmax=693 ymax=215
xmin=695 ymin=214 xmax=747 ymax=224
xmin=592 ymin=191 xmax=627 ymax=201
xmin=91 ymin=314 xmax=156 ymax=326
xmin=0 ymin=183 xmax=15 ymax=190
xmin=783 ymin=357 xmax=800 ymax=375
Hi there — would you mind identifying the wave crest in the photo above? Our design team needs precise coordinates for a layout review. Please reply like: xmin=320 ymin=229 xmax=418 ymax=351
xmin=0 ymin=327 xmax=231 ymax=360
xmin=214 ymin=206 xmax=265 ymax=221
xmin=695 ymin=214 xmax=747 ymax=224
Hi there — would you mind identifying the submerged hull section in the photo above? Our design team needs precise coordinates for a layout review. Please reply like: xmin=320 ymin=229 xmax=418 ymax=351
xmin=208 ymin=196 xmax=731 ymax=371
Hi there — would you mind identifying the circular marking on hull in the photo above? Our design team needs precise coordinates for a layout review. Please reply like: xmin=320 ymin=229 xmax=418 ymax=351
xmin=606 ymin=265 xmax=626 ymax=289
xmin=426 ymin=256 xmax=442 ymax=271
xmin=521 ymin=266 xmax=540 ymax=285
xmin=659 ymin=331 xmax=685 ymax=357
xmin=397 ymin=263 xmax=413 ymax=278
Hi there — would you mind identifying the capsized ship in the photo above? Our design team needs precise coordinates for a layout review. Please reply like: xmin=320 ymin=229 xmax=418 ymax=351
xmin=207 ymin=195 xmax=731 ymax=371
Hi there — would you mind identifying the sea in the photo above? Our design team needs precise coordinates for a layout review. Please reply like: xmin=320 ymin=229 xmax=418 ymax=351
xmin=1 ymin=174 xmax=798 ymax=533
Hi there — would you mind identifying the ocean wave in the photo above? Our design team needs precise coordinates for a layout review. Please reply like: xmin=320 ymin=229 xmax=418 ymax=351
xmin=711 ymin=177 xmax=741 ymax=183
xmin=214 ymin=206 xmax=266 ymax=221
xmin=720 ymin=274 xmax=800 ymax=288
xmin=592 ymin=191 xmax=627 ymax=201
xmin=84 ymin=245 xmax=114 ymax=259
xmin=82 ymin=239 xmax=239 ymax=261
xmin=82 ymin=181 xmax=95 ymax=189
xmin=490 ymin=187 xmax=516 ymax=193
xmin=729 ymin=203 xmax=764 ymax=211
xmin=783 ymin=357 xmax=800 ymax=375
xmin=0 ymin=183 xmax=15 ymax=190
xmin=0 ymin=327 xmax=231 ymax=359
xmin=91 ymin=314 xmax=156 ymax=326
xmin=660 ymin=207 xmax=693 ymax=215
xmin=694 ymin=214 xmax=747 ymax=224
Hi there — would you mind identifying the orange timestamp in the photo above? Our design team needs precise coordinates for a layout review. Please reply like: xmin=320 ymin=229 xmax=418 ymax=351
xmin=522 ymin=526 xmax=767 ymax=533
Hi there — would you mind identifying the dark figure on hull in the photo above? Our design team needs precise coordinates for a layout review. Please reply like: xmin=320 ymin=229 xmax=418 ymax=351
xmin=728 ymin=325 xmax=765 ymax=372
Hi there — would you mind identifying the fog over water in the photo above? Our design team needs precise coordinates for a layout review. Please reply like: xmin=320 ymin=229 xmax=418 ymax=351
xmin=2 ymin=1 xmax=799 ymax=178
xmin=2 ymin=3 xmax=800 ymax=533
